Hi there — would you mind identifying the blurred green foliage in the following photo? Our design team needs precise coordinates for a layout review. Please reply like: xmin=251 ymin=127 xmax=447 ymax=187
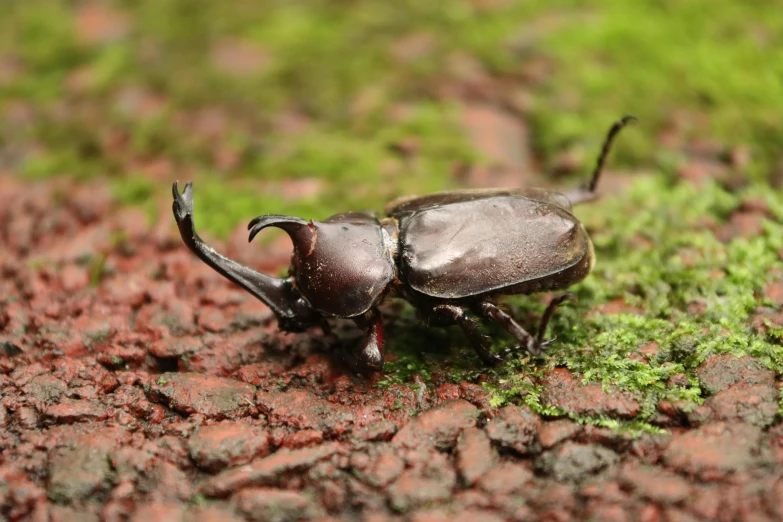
xmin=2 ymin=0 xmax=782 ymax=232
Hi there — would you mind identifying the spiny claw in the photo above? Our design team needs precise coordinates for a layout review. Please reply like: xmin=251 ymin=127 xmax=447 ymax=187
xmin=501 ymin=334 xmax=558 ymax=358
xmin=527 ymin=336 xmax=557 ymax=356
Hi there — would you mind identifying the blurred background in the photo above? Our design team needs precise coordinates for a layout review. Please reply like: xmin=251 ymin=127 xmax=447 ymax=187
xmin=1 ymin=0 xmax=781 ymax=238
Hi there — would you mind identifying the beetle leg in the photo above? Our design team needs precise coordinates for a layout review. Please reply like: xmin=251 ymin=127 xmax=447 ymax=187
xmin=536 ymin=293 xmax=575 ymax=348
xmin=347 ymin=309 xmax=385 ymax=372
xmin=432 ymin=304 xmax=503 ymax=366
xmin=478 ymin=294 xmax=574 ymax=356
xmin=478 ymin=293 xmax=574 ymax=355
xmin=476 ymin=301 xmax=541 ymax=355
xmin=565 ymin=115 xmax=636 ymax=206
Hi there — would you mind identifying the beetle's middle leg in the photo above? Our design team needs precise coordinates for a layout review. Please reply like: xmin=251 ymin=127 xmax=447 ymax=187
xmin=431 ymin=304 xmax=503 ymax=366
xmin=475 ymin=301 xmax=540 ymax=355
xmin=477 ymin=294 xmax=573 ymax=356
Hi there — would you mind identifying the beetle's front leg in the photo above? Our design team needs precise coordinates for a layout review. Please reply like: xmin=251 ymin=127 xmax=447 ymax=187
xmin=347 ymin=309 xmax=385 ymax=372
xmin=431 ymin=304 xmax=503 ymax=366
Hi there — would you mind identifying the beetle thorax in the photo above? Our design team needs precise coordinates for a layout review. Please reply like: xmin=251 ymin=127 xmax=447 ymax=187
xmin=286 ymin=213 xmax=397 ymax=317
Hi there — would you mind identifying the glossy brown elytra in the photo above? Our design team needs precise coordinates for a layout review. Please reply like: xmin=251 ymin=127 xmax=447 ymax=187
xmin=172 ymin=116 xmax=636 ymax=371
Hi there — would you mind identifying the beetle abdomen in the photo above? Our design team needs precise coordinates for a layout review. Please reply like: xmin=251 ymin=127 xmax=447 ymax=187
xmin=399 ymin=196 xmax=592 ymax=299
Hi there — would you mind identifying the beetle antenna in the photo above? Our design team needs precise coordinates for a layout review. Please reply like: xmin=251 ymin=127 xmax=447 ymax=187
xmin=586 ymin=115 xmax=637 ymax=193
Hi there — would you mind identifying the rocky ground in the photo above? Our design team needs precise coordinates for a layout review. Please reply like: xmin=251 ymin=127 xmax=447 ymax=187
xmin=2 ymin=2 xmax=783 ymax=521
xmin=1 ymin=177 xmax=782 ymax=522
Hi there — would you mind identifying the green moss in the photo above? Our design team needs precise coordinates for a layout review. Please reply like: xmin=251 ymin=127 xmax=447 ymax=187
xmin=181 ymin=102 xmax=474 ymax=238
xmin=188 ymin=494 xmax=209 ymax=507
xmin=520 ymin=1 xmax=783 ymax=178
xmin=111 ymin=177 xmax=158 ymax=225
xmin=512 ymin=176 xmax=779 ymax=423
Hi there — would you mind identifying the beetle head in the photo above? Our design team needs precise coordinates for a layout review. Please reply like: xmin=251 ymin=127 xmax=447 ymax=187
xmin=249 ymin=213 xmax=396 ymax=318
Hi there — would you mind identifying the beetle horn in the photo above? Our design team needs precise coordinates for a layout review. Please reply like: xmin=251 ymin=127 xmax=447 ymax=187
xmin=248 ymin=214 xmax=314 ymax=254
xmin=172 ymin=181 xmax=322 ymax=329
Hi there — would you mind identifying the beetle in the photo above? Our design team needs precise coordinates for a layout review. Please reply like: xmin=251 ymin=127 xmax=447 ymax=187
xmin=172 ymin=115 xmax=635 ymax=372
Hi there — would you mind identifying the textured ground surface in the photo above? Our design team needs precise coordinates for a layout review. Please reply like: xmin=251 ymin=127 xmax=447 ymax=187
xmin=2 ymin=1 xmax=783 ymax=521
xmin=1 ymin=176 xmax=782 ymax=521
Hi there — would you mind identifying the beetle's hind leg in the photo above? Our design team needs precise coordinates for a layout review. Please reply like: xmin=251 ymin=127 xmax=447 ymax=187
xmin=431 ymin=304 xmax=503 ymax=366
xmin=564 ymin=115 xmax=636 ymax=206
xmin=477 ymin=294 xmax=574 ymax=357
xmin=535 ymin=293 xmax=575 ymax=351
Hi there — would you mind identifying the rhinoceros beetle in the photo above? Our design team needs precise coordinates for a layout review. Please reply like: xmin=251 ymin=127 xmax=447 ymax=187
xmin=172 ymin=116 xmax=635 ymax=372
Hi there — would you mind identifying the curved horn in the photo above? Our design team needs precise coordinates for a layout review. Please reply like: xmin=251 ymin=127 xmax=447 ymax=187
xmin=171 ymin=182 xmax=320 ymax=328
xmin=248 ymin=215 xmax=313 ymax=254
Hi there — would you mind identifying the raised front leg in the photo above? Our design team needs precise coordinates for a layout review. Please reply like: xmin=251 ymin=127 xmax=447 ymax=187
xmin=432 ymin=304 xmax=503 ymax=366
xmin=172 ymin=181 xmax=320 ymax=331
